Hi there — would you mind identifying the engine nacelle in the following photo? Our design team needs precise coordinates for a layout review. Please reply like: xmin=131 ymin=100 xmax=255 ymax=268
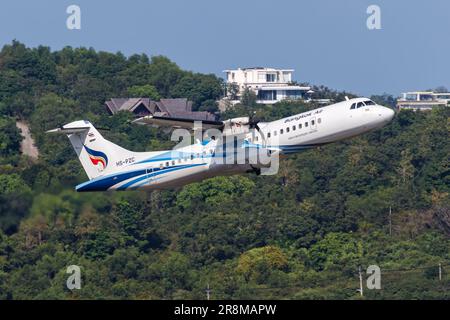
xmin=222 ymin=117 xmax=250 ymax=136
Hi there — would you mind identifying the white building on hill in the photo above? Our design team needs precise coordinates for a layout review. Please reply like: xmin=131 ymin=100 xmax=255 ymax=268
xmin=223 ymin=67 xmax=311 ymax=105
xmin=396 ymin=91 xmax=450 ymax=111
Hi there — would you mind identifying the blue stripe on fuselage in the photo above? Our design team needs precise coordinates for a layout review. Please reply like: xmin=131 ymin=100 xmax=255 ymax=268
xmin=76 ymin=169 xmax=146 ymax=192
xmin=117 ymin=163 xmax=205 ymax=190
xmin=76 ymin=163 xmax=207 ymax=192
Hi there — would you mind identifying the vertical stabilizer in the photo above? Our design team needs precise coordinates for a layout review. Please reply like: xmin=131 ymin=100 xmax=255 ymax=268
xmin=47 ymin=120 xmax=134 ymax=179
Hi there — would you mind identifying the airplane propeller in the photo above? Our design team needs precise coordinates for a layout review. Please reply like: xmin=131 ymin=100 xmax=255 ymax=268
xmin=247 ymin=114 xmax=261 ymax=131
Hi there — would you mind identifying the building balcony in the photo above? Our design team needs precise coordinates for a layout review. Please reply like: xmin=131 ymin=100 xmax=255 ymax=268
xmin=396 ymin=100 xmax=447 ymax=111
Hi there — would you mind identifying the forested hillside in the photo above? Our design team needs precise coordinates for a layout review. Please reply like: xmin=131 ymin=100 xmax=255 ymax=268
xmin=0 ymin=41 xmax=449 ymax=299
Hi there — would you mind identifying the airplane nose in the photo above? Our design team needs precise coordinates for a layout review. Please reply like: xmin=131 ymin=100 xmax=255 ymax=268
xmin=385 ymin=107 xmax=395 ymax=121
xmin=378 ymin=106 xmax=395 ymax=122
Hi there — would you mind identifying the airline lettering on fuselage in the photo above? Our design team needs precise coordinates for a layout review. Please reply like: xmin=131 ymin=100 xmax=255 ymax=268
xmin=284 ymin=109 xmax=323 ymax=123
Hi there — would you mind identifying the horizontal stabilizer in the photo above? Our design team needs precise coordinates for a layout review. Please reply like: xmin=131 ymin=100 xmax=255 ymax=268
xmin=46 ymin=126 xmax=91 ymax=134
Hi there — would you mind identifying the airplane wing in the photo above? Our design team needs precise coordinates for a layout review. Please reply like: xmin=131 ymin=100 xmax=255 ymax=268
xmin=132 ymin=115 xmax=224 ymax=131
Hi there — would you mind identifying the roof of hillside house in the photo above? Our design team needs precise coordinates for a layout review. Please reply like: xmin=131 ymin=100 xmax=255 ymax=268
xmin=105 ymin=98 xmax=216 ymax=121
xmin=105 ymin=98 xmax=151 ymax=114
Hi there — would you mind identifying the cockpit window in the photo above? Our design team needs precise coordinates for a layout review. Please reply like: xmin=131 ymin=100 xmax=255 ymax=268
xmin=357 ymin=102 xmax=365 ymax=108
xmin=350 ymin=103 xmax=356 ymax=109
xmin=364 ymin=100 xmax=375 ymax=105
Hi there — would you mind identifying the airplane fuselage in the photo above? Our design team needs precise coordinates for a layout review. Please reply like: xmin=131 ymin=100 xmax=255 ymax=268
xmin=64 ymin=98 xmax=394 ymax=192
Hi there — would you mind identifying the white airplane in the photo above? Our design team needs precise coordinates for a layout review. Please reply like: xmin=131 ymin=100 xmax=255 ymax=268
xmin=47 ymin=97 xmax=394 ymax=192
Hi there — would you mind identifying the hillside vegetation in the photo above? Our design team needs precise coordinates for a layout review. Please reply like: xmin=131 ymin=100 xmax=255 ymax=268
xmin=0 ymin=41 xmax=449 ymax=299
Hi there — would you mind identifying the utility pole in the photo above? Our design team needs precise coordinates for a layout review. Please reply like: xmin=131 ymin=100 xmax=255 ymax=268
xmin=206 ymin=283 xmax=211 ymax=300
xmin=358 ymin=266 xmax=364 ymax=297
xmin=439 ymin=263 xmax=442 ymax=281
xmin=389 ymin=206 xmax=392 ymax=236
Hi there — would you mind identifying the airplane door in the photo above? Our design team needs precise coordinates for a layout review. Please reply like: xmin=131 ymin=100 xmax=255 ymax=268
xmin=146 ymin=167 xmax=154 ymax=185
xmin=310 ymin=117 xmax=317 ymax=130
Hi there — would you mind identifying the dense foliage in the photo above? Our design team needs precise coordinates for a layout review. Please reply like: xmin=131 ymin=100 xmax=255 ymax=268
xmin=0 ymin=41 xmax=449 ymax=299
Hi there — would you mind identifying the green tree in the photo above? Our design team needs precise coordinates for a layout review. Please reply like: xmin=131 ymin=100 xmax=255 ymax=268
xmin=0 ymin=116 xmax=22 ymax=157
xmin=147 ymin=55 xmax=184 ymax=97
xmin=127 ymin=84 xmax=160 ymax=100
xmin=0 ymin=174 xmax=32 ymax=233
xmin=236 ymin=246 xmax=288 ymax=283
xmin=240 ymin=87 xmax=257 ymax=107
xmin=307 ymin=232 xmax=363 ymax=275
xmin=176 ymin=176 xmax=255 ymax=210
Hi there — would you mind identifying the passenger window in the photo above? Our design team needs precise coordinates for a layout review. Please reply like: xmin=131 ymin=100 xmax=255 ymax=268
xmin=166 ymin=162 xmax=169 ymax=167
xmin=280 ymin=129 xmax=284 ymax=134
xmin=190 ymin=154 xmax=194 ymax=160
xmin=293 ymin=125 xmax=296 ymax=131
xmin=160 ymin=163 xmax=163 ymax=169
xmin=299 ymin=123 xmax=302 ymax=129
xmin=286 ymin=127 xmax=290 ymax=133
xmin=311 ymin=120 xmax=315 ymax=126
xmin=350 ymin=103 xmax=356 ymax=110
xmin=172 ymin=160 xmax=175 ymax=166
xmin=305 ymin=122 xmax=308 ymax=127
xmin=255 ymin=136 xmax=259 ymax=141
xmin=267 ymin=132 xmax=271 ymax=138
xmin=318 ymin=118 xmax=321 ymax=124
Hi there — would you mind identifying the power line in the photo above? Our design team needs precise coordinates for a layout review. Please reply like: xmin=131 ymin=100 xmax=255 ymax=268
xmin=378 ymin=263 xmax=450 ymax=273
xmin=207 ymin=262 xmax=450 ymax=295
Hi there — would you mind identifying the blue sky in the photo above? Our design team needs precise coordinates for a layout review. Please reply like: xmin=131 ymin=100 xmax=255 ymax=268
xmin=0 ymin=0 xmax=449 ymax=96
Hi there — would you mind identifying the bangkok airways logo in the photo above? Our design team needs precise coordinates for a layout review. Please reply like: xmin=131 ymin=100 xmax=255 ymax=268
xmin=84 ymin=145 xmax=108 ymax=169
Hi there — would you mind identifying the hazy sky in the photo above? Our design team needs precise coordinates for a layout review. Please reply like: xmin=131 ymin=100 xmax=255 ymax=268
xmin=0 ymin=0 xmax=449 ymax=96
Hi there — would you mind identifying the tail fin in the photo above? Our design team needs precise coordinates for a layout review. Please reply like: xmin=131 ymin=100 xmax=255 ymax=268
xmin=47 ymin=120 xmax=133 ymax=179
